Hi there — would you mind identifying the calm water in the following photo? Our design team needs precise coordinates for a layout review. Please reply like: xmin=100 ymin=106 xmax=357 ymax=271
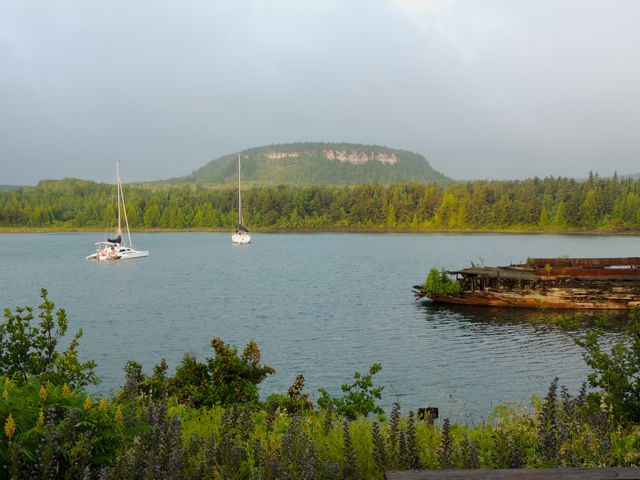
xmin=0 ymin=232 xmax=635 ymax=422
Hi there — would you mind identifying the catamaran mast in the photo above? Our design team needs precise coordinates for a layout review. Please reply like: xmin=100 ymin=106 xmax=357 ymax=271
xmin=116 ymin=162 xmax=122 ymax=236
xmin=116 ymin=161 xmax=133 ymax=247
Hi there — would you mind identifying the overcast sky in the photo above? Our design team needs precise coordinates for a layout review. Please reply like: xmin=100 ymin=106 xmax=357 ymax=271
xmin=1 ymin=0 xmax=639 ymax=184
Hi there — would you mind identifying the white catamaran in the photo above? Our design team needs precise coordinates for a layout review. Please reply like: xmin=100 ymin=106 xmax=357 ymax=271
xmin=232 ymin=153 xmax=251 ymax=245
xmin=86 ymin=162 xmax=149 ymax=261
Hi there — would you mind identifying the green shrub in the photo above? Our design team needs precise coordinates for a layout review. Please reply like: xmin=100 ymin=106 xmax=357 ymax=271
xmin=318 ymin=364 xmax=384 ymax=420
xmin=124 ymin=337 xmax=275 ymax=408
xmin=265 ymin=374 xmax=313 ymax=415
xmin=0 ymin=288 xmax=98 ymax=389
xmin=576 ymin=307 xmax=640 ymax=424
xmin=423 ymin=268 xmax=462 ymax=296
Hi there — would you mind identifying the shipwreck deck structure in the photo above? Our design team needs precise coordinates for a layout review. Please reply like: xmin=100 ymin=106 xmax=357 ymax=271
xmin=413 ymin=258 xmax=640 ymax=310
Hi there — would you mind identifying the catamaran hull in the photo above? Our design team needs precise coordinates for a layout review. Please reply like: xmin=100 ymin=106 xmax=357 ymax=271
xmin=86 ymin=249 xmax=149 ymax=261
xmin=119 ymin=250 xmax=149 ymax=259
xmin=85 ymin=163 xmax=149 ymax=261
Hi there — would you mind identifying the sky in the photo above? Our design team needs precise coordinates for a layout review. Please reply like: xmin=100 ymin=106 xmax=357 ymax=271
xmin=1 ymin=0 xmax=639 ymax=184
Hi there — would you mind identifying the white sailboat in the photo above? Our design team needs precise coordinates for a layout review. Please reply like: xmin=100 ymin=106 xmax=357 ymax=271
xmin=231 ymin=153 xmax=251 ymax=245
xmin=86 ymin=162 xmax=149 ymax=261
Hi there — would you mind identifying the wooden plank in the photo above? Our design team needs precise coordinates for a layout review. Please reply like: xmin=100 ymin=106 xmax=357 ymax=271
xmin=385 ymin=467 xmax=640 ymax=480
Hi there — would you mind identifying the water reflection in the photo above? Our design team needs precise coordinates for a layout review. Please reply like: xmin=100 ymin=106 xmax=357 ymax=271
xmin=418 ymin=300 xmax=630 ymax=332
xmin=408 ymin=299 xmax=630 ymax=422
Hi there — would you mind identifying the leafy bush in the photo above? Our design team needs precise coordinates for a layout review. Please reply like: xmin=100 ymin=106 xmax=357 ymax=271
xmin=123 ymin=337 xmax=275 ymax=408
xmin=318 ymin=363 xmax=384 ymax=420
xmin=423 ymin=268 xmax=462 ymax=296
xmin=0 ymin=288 xmax=98 ymax=388
xmin=576 ymin=308 xmax=640 ymax=424
xmin=265 ymin=374 xmax=313 ymax=415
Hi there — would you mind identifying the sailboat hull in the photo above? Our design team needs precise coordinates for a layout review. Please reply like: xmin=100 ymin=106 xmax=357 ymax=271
xmin=232 ymin=233 xmax=251 ymax=244
xmin=232 ymin=153 xmax=252 ymax=244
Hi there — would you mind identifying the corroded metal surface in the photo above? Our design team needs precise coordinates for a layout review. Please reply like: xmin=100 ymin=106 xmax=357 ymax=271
xmin=535 ymin=267 xmax=640 ymax=277
xmin=530 ymin=257 xmax=640 ymax=268
xmin=427 ymin=291 xmax=640 ymax=310
xmin=414 ymin=257 xmax=640 ymax=310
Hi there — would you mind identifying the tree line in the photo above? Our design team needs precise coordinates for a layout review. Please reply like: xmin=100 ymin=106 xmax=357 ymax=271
xmin=1 ymin=173 xmax=640 ymax=231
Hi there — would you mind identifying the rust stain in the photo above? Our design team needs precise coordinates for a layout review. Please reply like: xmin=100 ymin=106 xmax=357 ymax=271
xmin=531 ymin=257 xmax=640 ymax=268
xmin=414 ymin=256 xmax=640 ymax=310
xmin=534 ymin=267 xmax=640 ymax=277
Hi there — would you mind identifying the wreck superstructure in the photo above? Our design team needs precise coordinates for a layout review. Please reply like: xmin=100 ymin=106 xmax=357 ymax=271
xmin=413 ymin=258 xmax=640 ymax=309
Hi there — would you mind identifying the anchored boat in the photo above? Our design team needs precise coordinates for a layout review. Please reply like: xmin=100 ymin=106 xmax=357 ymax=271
xmin=232 ymin=153 xmax=251 ymax=245
xmin=86 ymin=162 xmax=149 ymax=261
xmin=413 ymin=257 xmax=640 ymax=310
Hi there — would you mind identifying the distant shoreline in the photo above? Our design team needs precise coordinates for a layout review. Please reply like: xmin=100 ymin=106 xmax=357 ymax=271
xmin=1 ymin=226 xmax=639 ymax=236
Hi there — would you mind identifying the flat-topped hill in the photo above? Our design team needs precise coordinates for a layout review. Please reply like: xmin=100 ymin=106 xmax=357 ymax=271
xmin=174 ymin=142 xmax=451 ymax=185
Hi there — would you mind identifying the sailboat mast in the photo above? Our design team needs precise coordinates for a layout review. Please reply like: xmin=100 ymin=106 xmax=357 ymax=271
xmin=116 ymin=162 xmax=122 ymax=235
xmin=238 ymin=153 xmax=243 ymax=226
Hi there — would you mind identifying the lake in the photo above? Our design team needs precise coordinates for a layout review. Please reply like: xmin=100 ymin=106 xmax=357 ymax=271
xmin=0 ymin=232 xmax=635 ymax=422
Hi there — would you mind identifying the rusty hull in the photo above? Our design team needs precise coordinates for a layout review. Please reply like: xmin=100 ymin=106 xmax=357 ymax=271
xmin=530 ymin=257 xmax=640 ymax=268
xmin=534 ymin=267 xmax=640 ymax=277
xmin=428 ymin=290 xmax=640 ymax=310
xmin=416 ymin=257 xmax=640 ymax=309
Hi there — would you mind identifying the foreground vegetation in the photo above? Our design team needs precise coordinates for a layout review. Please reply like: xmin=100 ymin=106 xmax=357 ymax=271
xmin=2 ymin=173 xmax=640 ymax=232
xmin=1 ymin=291 xmax=639 ymax=478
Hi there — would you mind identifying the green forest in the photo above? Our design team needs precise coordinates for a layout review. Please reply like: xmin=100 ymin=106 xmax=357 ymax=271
xmin=2 ymin=173 xmax=640 ymax=232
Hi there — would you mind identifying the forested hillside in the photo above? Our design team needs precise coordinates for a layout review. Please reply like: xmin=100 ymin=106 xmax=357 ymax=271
xmin=1 ymin=173 xmax=640 ymax=231
xmin=174 ymin=142 xmax=451 ymax=185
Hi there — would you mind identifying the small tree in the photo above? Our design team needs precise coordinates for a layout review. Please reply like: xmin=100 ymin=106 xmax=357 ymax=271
xmin=205 ymin=337 xmax=275 ymax=405
xmin=120 ymin=338 xmax=275 ymax=407
xmin=576 ymin=308 xmax=640 ymax=424
xmin=318 ymin=363 xmax=384 ymax=420
xmin=0 ymin=289 xmax=98 ymax=388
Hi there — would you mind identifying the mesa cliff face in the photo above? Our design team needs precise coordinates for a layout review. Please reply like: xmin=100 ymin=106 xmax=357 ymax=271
xmin=264 ymin=149 xmax=398 ymax=166
xmin=176 ymin=142 xmax=451 ymax=186
xmin=323 ymin=150 xmax=398 ymax=165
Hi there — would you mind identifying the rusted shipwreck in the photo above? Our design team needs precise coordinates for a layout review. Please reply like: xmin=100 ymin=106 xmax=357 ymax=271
xmin=413 ymin=257 xmax=640 ymax=309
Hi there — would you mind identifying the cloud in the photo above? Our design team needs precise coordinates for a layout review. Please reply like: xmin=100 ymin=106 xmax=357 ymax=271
xmin=390 ymin=0 xmax=454 ymax=16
